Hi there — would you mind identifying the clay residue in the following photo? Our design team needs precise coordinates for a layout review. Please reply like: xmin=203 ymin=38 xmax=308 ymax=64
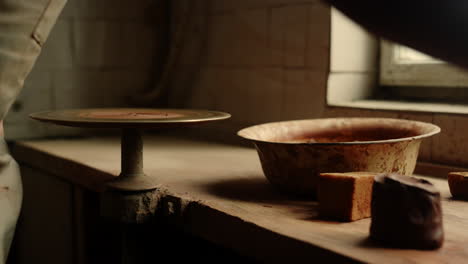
xmin=285 ymin=127 xmax=419 ymax=143
xmin=79 ymin=110 xmax=184 ymax=120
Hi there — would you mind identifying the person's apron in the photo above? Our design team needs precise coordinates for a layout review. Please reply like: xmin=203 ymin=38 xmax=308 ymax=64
xmin=0 ymin=0 xmax=66 ymax=262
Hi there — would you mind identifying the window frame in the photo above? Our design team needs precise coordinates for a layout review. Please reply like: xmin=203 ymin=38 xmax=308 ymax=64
xmin=380 ymin=41 xmax=468 ymax=88
xmin=327 ymin=7 xmax=468 ymax=113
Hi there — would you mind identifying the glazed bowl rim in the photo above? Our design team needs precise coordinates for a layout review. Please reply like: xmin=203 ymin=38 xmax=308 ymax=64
xmin=237 ymin=117 xmax=441 ymax=146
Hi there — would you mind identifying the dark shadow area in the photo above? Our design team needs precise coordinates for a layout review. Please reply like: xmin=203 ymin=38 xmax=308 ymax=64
xmin=376 ymin=85 xmax=468 ymax=105
xmin=357 ymin=236 xmax=439 ymax=251
xmin=447 ymin=196 xmax=468 ymax=202
xmin=204 ymin=176 xmax=308 ymax=203
xmin=357 ymin=237 xmax=377 ymax=249
xmin=203 ymin=176 xmax=321 ymax=220
xmin=123 ymin=220 xmax=260 ymax=264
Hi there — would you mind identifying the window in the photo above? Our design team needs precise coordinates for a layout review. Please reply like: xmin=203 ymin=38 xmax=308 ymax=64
xmin=378 ymin=41 xmax=468 ymax=103
xmin=380 ymin=41 xmax=468 ymax=88
xmin=327 ymin=8 xmax=468 ymax=112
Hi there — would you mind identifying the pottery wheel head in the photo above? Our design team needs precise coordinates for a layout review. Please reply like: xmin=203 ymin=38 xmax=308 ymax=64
xmin=30 ymin=108 xmax=231 ymax=129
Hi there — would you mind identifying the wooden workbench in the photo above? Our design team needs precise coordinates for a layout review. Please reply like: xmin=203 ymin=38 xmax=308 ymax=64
xmin=11 ymin=135 xmax=468 ymax=263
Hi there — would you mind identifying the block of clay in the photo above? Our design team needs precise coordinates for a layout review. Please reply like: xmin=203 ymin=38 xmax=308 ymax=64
xmin=370 ymin=173 xmax=443 ymax=250
xmin=318 ymin=172 xmax=376 ymax=221
xmin=448 ymin=172 xmax=468 ymax=200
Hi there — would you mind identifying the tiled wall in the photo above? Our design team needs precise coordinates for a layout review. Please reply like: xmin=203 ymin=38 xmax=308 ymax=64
xmin=167 ymin=0 xmax=468 ymax=169
xmin=5 ymin=0 xmax=162 ymax=139
xmin=167 ymin=0 xmax=330 ymax=131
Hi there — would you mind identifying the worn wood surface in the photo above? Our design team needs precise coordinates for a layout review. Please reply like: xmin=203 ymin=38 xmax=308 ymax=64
xmin=11 ymin=136 xmax=468 ymax=263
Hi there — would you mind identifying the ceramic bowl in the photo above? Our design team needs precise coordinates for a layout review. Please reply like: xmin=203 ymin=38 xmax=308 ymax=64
xmin=238 ymin=118 xmax=440 ymax=196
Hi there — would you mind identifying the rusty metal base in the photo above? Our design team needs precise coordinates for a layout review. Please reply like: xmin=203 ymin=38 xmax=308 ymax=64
xmin=106 ymin=174 xmax=159 ymax=192
xmin=106 ymin=128 xmax=158 ymax=192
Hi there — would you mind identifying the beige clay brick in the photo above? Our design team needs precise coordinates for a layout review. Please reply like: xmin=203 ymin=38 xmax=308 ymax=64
xmin=318 ymin=172 xmax=376 ymax=221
